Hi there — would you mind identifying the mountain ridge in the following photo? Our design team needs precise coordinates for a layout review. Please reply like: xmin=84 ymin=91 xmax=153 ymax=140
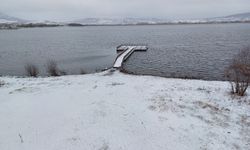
xmin=72 ymin=12 xmax=250 ymax=25
xmin=0 ymin=12 xmax=250 ymax=25
xmin=225 ymin=12 xmax=250 ymax=18
xmin=0 ymin=12 xmax=26 ymax=23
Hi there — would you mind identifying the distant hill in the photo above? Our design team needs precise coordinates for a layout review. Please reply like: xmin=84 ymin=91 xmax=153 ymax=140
xmin=208 ymin=12 xmax=250 ymax=22
xmin=0 ymin=12 xmax=25 ymax=23
xmin=225 ymin=12 xmax=250 ymax=19
xmin=73 ymin=18 xmax=166 ymax=25
xmin=1 ymin=11 xmax=250 ymax=25
xmin=72 ymin=12 xmax=250 ymax=25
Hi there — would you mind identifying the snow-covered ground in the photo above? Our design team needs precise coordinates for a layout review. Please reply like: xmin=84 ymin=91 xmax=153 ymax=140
xmin=0 ymin=70 xmax=249 ymax=150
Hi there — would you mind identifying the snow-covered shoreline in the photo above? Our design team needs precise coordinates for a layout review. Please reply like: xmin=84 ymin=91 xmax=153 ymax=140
xmin=0 ymin=70 xmax=249 ymax=150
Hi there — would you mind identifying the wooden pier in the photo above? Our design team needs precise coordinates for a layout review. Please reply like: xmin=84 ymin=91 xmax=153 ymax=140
xmin=113 ymin=45 xmax=148 ymax=69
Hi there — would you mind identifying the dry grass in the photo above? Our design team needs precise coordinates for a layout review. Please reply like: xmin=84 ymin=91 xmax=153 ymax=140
xmin=25 ymin=63 xmax=39 ymax=77
xmin=46 ymin=60 xmax=61 ymax=76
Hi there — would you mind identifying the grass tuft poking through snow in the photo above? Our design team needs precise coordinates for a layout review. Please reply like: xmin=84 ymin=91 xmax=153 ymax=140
xmin=0 ymin=70 xmax=249 ymax=150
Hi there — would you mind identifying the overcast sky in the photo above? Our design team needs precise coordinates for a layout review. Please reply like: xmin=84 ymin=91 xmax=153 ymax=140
xmin=1 ymin=0 xmax=250 ymax=21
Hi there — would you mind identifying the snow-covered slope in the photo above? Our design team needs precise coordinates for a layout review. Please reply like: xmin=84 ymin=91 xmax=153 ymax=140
xmin=207 ymin=12 xmax=250 ymax=22
xmin=1 ymin=12 xmax=250 ymax=25
xmin=73 ymin=12 xmax=250 ymax=25
xmin=0 ymin=19 xmax=15 ymax=23
xmin=0 ymin=70 xmax=249 ymax=150
xmin=169 ymin=12 xmax=250 ymax=24
xmin=224 ymin=12 xmax=250 ymax=20
xmin=0 ymin=12 xmax=25 ymax=23
xmin=74 ymin=17 xmax=165 ymax=25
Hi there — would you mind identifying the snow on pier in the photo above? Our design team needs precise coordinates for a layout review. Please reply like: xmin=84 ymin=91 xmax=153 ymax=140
xmin=113 ymin=45 xmax=148 ymax=68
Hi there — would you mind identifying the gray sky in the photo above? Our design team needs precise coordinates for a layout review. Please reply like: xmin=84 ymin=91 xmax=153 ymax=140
xmin=1 ymin=0 xmax=250 ymax=21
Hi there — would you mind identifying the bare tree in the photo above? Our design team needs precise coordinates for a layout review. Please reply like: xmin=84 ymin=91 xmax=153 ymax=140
xmin=25 ymin=63 xmax=39 ymax=77
xmin=225 ymin=46 xmax=250 ymax=96
xmin=47 ymin=60 xmax=60 ymax=76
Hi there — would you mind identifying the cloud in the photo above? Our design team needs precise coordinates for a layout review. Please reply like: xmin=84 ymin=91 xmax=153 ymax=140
xmin=1 ymin=0 xmax=249 ymax=21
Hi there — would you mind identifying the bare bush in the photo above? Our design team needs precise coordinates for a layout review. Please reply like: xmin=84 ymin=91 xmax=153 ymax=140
xmin=80 ymin=69 xmax=86 ymax=74
xmin=47 ymin=60 xmax=60 ymax=76
xmin=225 ymin=47 xmax=250 ymax=96
xmin=25 ymin=63 xmax=39 ymax=77
xmin=59 ymin=70 xmax=67 ymax=76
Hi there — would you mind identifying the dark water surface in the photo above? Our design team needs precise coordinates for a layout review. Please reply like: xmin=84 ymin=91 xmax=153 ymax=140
xmin=0 ymin=24 xmax=249 ymax=80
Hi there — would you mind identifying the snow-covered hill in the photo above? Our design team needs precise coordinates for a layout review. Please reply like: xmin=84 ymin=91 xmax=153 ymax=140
xmin=0 ymin=12 xmax=25 ymax=23
xmin=1 ymin=12 xmax=250 ymax=25
xmin=73 ymin=12 xmax=250 ymax=25
xmin=207 ymin=12 xmax=250 ymax=22
xmin=73 ymin=17 xmax=166 ymax=25
xmin=224 ymin=12 xmax=250 ymax=20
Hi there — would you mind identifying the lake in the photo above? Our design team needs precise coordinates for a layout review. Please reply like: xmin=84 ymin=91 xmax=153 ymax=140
xmin=0 ymin=23 xmax=250 ymax=80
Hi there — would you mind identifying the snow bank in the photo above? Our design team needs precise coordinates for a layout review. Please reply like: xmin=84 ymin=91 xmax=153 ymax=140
xmin=0 ymin=70 xmax=249 ymax=150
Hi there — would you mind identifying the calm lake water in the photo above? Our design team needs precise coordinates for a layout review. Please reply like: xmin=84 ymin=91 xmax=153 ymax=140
xmin=0 ymin=23 xmax=250 ymax=80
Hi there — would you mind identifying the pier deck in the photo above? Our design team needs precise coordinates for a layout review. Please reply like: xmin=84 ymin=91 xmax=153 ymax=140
xmin=113 ymin=45 xmax=148 ymax=68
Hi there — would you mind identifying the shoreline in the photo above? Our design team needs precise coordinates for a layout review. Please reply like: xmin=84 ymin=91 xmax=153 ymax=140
xmin=0 ymin=69 xmax=228 ymax=82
